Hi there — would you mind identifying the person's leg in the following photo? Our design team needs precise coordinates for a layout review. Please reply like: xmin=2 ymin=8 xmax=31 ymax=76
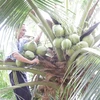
xmin=9 ymin=71 xmax=31 ymax=100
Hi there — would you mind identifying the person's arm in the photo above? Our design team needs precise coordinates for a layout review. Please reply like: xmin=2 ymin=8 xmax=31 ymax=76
xmin=6 ymin=39 xmax=39 ymax=64
xmin=34 ymin=31 xmax=42 ymax=44
xmin=31 ymin=10 xmax=36 ymax=16
xmin=12 ymin=52 xmax=39 ymax=64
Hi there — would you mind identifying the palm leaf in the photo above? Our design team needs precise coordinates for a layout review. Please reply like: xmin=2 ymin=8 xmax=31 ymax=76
xmin=86 ymin=0 xmax=100 ymax=21
xmin=80 ymin=22 xmax=100 ymax=41
xmin=0 ymin=65 xmax=46 ymax=76
xmin=0 ymin=81 xmax=59 ymax=94
xmin=60 ymin=48 xmax=100 ymax=99
xmin=33 ymin=0 xmax=76 ymax=31
xmin=0 ymin=0 xmax=30 ymax=50
xmin=0 ymin=0 xmax=100 ymax=99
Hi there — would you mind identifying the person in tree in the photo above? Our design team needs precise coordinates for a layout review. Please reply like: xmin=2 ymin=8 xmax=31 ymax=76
xmin=5 ymin=24 xmax=42 ymax=100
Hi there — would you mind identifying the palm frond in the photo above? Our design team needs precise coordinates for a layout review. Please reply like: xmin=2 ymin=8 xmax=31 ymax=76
xmin=0 ymin=65 xmax=46 ymax=76
xmin=33 ymin=0 xmax=76 ymax=31
xmin=80 ymin=22 xmax=100 ymax=41
xmin=61 ymin=48 xmax=100 ymax=100
xmin=0 ymin=0 xmax=100 ymax=99
xmin=0 ymin=0 xmax=30 ymax=50
xmin=0 ymin=81 xmax=59 ymax=94
xmin=86 ymin=0 xmax=100 ymax=22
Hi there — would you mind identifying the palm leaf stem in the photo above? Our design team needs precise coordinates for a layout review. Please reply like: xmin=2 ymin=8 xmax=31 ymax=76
xmin=78 ymin=0 xmax=93 ymax=35
xmin=0 ymin=62 xmax=15 ymax=66
xmin=0 ymin=81 xmax=59 ymax=94
xmin=0 ymin=65 xmax=46 ymax=76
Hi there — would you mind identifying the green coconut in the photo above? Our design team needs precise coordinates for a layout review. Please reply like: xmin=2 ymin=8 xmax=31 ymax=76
xmin=24 ymin=50 xmax=35 ymax=59
xmin=71 ymin=45 xmax=78 ymax=51
xmin=27 ymin=40 xmax=37 ymax=52
xmin=16 ymin=60 xmax=25 ymax=67
xmin=66 ymin=49 xmax=74 ymax=56
xmin=61 ymin=39 xmax=72 ymax=50
xmin=53 ymin=38 xmax=64 ymax=48
xmin=76 ymin=41 xmax=88 ymax=49
xmin=36 ymin=46 xmax=47 ymax=56
xmin=68 ymin=34 xmax=80 ymax=45
xmin=82 ymin=34 xmax=94 ymax=47
xmin=52 ymin=25 xmax=65 ymax=37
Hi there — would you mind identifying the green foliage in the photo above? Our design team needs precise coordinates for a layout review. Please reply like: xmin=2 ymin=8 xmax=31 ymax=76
xmin=0 ymin=0 xmax=100 ymax=100
xmin=0 ymin=71 xmax=15 ymax=100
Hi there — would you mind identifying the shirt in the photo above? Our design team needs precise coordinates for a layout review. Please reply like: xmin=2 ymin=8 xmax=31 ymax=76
xmin=6 ymin=37 xmax=28 ymax=60
xmin=5 ymin=37 xmax=29 ymax=74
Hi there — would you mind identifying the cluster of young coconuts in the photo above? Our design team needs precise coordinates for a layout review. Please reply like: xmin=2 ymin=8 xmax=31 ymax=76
xmin=16 ymin=40 xmax=47 ymax=67
xmin=16 ymin=24 xmax=94 ymax=67
xmin=52 ymin=24 xmax=94 ymax=57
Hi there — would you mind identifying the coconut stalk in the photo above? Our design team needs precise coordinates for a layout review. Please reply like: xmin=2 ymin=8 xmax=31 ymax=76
xmin=27 ymin=0 xmax=64 ymax=61
xmin=78 ymin=0 xmax=93 ymax=35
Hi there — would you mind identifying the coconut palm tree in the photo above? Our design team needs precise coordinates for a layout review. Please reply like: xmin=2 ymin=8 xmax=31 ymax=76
xmin=0 ymin=0 xmax=100 ymax=100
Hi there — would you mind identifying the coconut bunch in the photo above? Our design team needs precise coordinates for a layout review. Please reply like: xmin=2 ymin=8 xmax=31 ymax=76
xmin=16 ymin=40 xmax=47 ymax=67
xmin=52 ymin=24 xmax=95 ymax=57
